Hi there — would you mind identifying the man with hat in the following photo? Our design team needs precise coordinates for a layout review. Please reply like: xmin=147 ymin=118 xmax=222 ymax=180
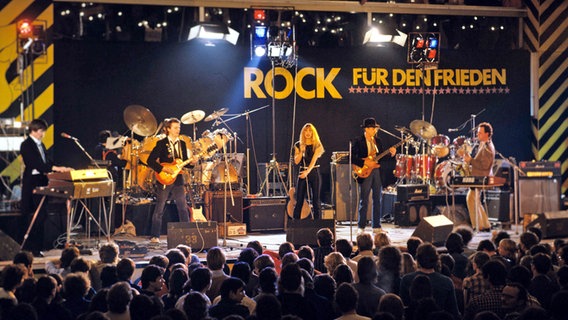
xmin=351 ymin=117 xmax=396 ymax=234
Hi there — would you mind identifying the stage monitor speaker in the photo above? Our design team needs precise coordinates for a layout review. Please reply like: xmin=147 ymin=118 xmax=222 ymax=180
xmin=518 ymin=177 xmax=561 ymax=216
xmin=411 ymin=215 xmax=454 ymax=246
xmin=432 ymin=204 xmax=468 ymax=225
xmin=204 ymin=190 xmax=243 ymax=223
xmin=0 ymin=229 xmax=20 ymax=261
xmin=485 ymin=190 xmax=510 ymax=222
xmin=244 ymin=197 xmax=286 ymax=232
xmin=167 ymin=222 xmax=218 ymax=250
xmin=286 ymin=219 xmax=336 ymax=247
xmin=331 ymin=163 xmax=371 ymax=221
xmin=525 ymin=210 xmax=568 ymax=239
xmin=394 ymin=201 xmax=432 ymax=226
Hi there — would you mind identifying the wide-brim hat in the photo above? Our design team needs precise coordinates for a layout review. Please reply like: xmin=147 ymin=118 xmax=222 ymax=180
xmin=361 ymin=117 xmax=380 ymax=128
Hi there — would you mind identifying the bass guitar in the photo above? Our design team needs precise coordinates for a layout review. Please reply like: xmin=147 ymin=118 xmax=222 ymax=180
xmin=286 ymin=187 xmax=311 ymax=219
xmin=352 ymin=136 xmax=412 ymax=179
xmin=155 ymin=157 xmax=197 ymax=185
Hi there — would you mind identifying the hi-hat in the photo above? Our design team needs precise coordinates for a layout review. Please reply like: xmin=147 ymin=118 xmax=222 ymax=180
xmin=204 ymin=108 xmax=228 ymax=122
xmin=410 ymin=120 xmax=437 ymax=140
xmin=394 ymin=125 xmax=410 ymax=133
xmin=181 ymin=110 xmax=206 ymax=124
xmin=123 ymin=105 xmax=158 ymax=137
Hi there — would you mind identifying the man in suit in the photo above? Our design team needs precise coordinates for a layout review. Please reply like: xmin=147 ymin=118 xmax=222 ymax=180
xmin=350 ymin=118 xmax=395 ymax=234
xmin=20 ymin=119 xmax=71 ymax=255
xmin=146 ymin=118 xmax=196 ymax=243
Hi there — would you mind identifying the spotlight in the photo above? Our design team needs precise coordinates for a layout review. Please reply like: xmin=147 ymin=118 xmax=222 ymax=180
xmin=254 ymin=45 xmax=266 ymax=57
xmin=187 ymin=22 xmax=239 ymax=45
xmin=17 ymin=20 xmax=33 ymax=38
xmin=407 ymin=32 xmax=440 ymax=64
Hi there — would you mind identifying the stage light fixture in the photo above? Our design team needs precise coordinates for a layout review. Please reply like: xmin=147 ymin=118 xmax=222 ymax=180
xmin=16 ymin=19 xmax=47 ymax=55
xmin=363 ymin=26 xmax=407 ymax=47
xmin=407 ymin=32 xmax=440 ymax=64
xmin=187 ymin=22 xmax=239 ymax=45
xmin=253 ymin=9 xmax=266 ymax=21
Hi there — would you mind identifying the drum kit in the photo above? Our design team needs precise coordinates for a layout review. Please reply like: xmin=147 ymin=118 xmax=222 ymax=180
xmin=394 ymin=119 xmax=477 ymax=192
xmin=119 ymin=105 xmax=240 ymax=200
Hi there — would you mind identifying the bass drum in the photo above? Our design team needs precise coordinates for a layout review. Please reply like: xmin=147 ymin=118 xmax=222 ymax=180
xmin=210 ymin=162 xmax=240 ymax=190
xmin=434 ymin=160 xmax=453 ymax=189
xmin=137 ymin=164 xmax=156 ymax=193
xmin=139 ymin=134 xmax=165 ymax=165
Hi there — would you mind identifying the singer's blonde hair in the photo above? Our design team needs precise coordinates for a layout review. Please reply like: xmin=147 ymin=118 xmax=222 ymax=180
xmin=299 ymin=123 xmax=324 ymax=152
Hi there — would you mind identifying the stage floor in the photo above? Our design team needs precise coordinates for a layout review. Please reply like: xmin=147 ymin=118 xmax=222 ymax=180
xmin=1 ymin=220 xmax=525 ymax=274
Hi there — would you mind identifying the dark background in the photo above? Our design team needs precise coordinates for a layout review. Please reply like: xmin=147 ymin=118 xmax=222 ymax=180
xmin=53 ymin=40 xmax=531 ymax=202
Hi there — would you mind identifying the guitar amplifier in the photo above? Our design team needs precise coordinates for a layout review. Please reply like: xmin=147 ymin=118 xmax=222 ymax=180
xmin=520 ymin=161 xmax=561 ymax=177
xmin=397 ymin=184 xmax=429 ymax=202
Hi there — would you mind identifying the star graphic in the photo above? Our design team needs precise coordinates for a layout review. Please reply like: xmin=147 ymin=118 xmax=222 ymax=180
xmin=458 ymin=88 xmax=465 ymax=94
xmin=348 ymin=87 xmax=355 ymax=94
xmin=390 ymin=87 xmax=397 ymax=94
xmin=444 ymin=87 xmax=451 ymax=94
xmin=405 ymin=88 xmax=411 ymax=94
xmin=377 ymin=87 xmax=384 ymax=94
xmin=398 ymin=88 xmax=404 ymax=94
xmin=419 ymin=88 xmax=424 ymax=94
xmin=452 ymin=87 xmax=459 ymax=94
xmin=491 ymin=87 xmax=497 ymax=94
xmin=363 ymin=87 xmax=370 ymax=93
xmin=498 ymin=87 xmax=504 ymax=93
xmin=465 ymin=88 xmax=471 ymax=94
xmin=433 ymin=88 xmax=439 ymax=95
xmin=412 ymin=88 xmax=419 ymax=94
xmin=472 ymin=88 xmax=478 ymax=94
xmin=369 ymin=86 xmax=376 ymax=93
xmin=505 ymin=87 xmax=510 ymax=94
xmin=356 ymin=86 xmax=362 ymax=93
xmin=425 ymin=88 xmax=431 ymax=95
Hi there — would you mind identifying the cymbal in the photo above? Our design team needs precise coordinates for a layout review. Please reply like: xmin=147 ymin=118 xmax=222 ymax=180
xmin=409 ymin=120 xmax=437 ymax=140
xmin=181 ymin=110 xmax=205 ymax=125
xmin=123 ymin=105 xmax=158 ymax=137
xmin=204 ymin=108 xmax=229 ymax=122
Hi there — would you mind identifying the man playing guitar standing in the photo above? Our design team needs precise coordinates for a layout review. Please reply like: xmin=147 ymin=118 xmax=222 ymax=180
xmin=147 ymin=118 xmax=196 ymax=243
xmin=351 ymin=118 xmax=396 ymax=235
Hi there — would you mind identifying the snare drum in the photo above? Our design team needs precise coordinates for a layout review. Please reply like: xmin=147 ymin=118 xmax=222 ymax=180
xmin=452 ymin=136 xmax=474 ymax=156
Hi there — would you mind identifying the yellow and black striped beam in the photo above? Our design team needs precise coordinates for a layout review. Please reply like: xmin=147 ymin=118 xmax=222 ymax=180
xmin=524 ymin=0 xmax=568 ymax=195
xmin=0 ymin=0 xmax=54 ymax=183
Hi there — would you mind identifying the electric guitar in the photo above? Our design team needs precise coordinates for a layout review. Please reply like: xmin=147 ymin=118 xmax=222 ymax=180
xmin=286 ymin=187 xmax=311 ymax=219
xmin=155 ymin=157 xmax=197 ymax=185
xmin=352 ymin=136 xmax=412 ymax=179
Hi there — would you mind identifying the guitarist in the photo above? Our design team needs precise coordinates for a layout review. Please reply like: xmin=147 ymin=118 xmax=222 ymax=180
xmin=147 ymin=118 xmax=196 ymax=244
xmin=292 ymin=123 xmax=325 ymax=219
xmin=351 ymin=118 xmax=396 ymax=235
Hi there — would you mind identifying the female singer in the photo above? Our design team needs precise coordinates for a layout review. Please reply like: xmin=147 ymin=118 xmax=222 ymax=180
xmin=292 ymin=123 xmax=325 ymax=219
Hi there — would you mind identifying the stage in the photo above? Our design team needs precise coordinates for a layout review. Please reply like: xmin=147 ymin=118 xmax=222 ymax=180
xmin=1 ymin=218 xmax=524 ymax=275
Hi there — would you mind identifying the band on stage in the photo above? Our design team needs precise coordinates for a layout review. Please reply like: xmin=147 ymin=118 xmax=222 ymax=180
xmin=19 ymin=109 xmax=497 ymax=252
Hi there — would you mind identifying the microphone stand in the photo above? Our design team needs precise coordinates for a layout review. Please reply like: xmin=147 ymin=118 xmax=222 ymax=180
xmin=447 ymin=108 xmax=486 ymax=134
xmin=495 ymin=151 xmax=526 ymax=234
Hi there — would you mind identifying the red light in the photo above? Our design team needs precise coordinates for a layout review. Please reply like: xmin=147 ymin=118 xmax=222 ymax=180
xmin=415 ymin=39 xmax=425 ymax=49
xmin=253 ymin=10 xmax=266 ymax=21
xmin=18 ymin=20 xmax=33 ymax=38
xmin=427 ymin=49 xmax=437 ymax=59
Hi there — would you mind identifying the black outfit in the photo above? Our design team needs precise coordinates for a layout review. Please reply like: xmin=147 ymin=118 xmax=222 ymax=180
xmin=147 ymin=137 xmax=191 ymax=238
xmin=20 ymin=136 xmax=53 ymax=252
xmin=293 ymin=142 xmax=322 ymax=219
xmin=208 ymin=298 xmax=250 ymax=319
xmin=350 ymin=134 xmax=388 ymax=229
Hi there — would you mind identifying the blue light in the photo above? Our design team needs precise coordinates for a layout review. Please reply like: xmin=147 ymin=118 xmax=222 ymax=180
xmin=428 ymin=38 xmax=438 ymax=49
xmin=254 ymin=26 xmax=267 ymax=39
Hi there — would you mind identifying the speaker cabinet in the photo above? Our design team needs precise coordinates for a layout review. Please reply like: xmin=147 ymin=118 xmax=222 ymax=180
xmin=0 ymin=229 xmax=20 ymax=261
xmin=286 ymin=219 xmax=336 ymax=247
xmin=204 ymin=190 xmax=243 ymax=223
xmin=244 ymin=197 xmax=286 ymax=232
xmin=167 ymin=222 xmax=218 ymax=249
xmin=485 ymin=190 xmax=511 ymax=222
xmin=525 ymin=210 xmax=568 ymax=239
xmin=432 ymin=204 xmax=469 ymax=225
xmin=394 ymin=201 xmax=432 ymax=226
xmin=331 ymin=163 xmax=371 ymax=221
xmin=411 ymin=215 xmax=454 ymax=246
xmin=519 ymin=177 xmax=561 ymax=216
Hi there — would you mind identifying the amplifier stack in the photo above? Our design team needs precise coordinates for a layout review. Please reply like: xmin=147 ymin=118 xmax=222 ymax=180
xmin=394 ymin=184 xmax=432 ymax=227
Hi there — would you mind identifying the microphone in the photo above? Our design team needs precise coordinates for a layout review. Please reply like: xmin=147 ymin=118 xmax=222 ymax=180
xmin=61 ymin=132 xmax=79 ymax=141
xmin=448 ymin=128 xmax=459 ymax=132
